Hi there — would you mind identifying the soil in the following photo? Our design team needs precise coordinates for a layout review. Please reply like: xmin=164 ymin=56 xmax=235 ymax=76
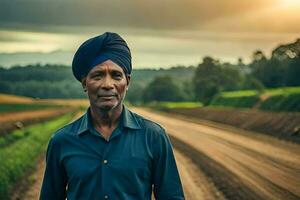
xmin=0 ymin=108 xmax=74 ymax=135
xmin=163 ymin=107 xmax=300 ymax=143
xmin=14 ymin=108 xmax=300 ymax=200
xmin=133 ymin=108 xmax=300 ymax=200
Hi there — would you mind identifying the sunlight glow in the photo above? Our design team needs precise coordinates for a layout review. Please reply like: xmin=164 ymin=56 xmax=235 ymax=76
xmin=278 ymin=0 xmax=300 ymax=7
xmin=0 ymin=30 xmax=81 ymax=53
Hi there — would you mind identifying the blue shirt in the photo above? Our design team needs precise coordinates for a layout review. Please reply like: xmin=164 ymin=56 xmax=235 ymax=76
xmin=40 ymin=106 xmax=184 ymax=200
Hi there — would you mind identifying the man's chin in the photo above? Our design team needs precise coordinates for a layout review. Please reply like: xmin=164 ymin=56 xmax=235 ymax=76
xmin=97 ymin=102 xmax=119 ymax=111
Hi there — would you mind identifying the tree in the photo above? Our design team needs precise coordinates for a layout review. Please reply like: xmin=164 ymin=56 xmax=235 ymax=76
xmin=125 ymin=82 xmax=144 ymax=104
xmin=143 ymin=75 xmax=184 ymax=102
xmin=272 ymin=38 xmax=300 ymax=60
xmin=249 ymin=39 xmax=300 ymax=88
xmin=286 ymin=57 xmax=300 ymax=86
xmin=192 ymin=57 xmax=222 ymax=104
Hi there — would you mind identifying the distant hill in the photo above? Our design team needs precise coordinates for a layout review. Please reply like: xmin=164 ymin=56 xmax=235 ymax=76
xmin=0 ymin=64 xmax=195 ymax=99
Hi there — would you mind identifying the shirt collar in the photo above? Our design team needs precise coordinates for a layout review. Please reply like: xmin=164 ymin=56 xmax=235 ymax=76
xmin=76 ymin=105 xmax=141 ymax=136
xmin=122 ymin=106 xmax=141 ymax=130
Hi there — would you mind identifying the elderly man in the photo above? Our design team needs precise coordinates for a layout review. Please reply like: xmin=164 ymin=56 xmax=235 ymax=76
xmin=40 ymin=32 xmax=184 ymax=200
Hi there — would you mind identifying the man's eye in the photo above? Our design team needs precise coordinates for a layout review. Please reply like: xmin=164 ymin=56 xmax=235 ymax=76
xmin=113 ymin=73 xmax=123 ymax=79
xmin=91 ymin=73 xmax=102 ymax=78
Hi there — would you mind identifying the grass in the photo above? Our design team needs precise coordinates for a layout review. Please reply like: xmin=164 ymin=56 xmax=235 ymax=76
xmin=0 ymin=129 xmax=30 ymax=148
xmin=0 ymin=113 xmax=74 ymax=199
xmin=264 ymin=87 xmax=300 ymax=96
xmin=221 ymin=90 xmax=259 ymax=98
xmin=145 ymin=101 xmax=202 ymax=111
xmin=143 ymin=87 xmax=300 ymax=112
xmin=155 ymin=102 xmax=203 ymax=109
xmin=209 ymin=87 xmax=300 ymax=112
xmin=210 ymin=90 xmax=260 ymax=108
xmin=259 ymin=87 xmax=300 ymax=112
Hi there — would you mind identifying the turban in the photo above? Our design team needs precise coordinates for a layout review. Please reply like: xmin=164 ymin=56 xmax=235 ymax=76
xmin=72 ymin=32 xmax=132 ymax=81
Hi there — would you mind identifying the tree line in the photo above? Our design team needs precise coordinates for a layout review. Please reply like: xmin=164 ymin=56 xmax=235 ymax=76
xmin=140 ymin=38 xmax=300 ymax=104
xmin=0 ymin=38 xmax=299 ymax=104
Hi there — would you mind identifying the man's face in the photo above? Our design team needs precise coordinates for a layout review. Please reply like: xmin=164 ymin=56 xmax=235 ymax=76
xmin=82 ymin=60 xmax=130 ymax=111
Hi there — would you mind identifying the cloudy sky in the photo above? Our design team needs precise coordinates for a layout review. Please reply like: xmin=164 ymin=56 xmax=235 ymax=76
xmin=0 ymin=0 xmax=299 ymax=68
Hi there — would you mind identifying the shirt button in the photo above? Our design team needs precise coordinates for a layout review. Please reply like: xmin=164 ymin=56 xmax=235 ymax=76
xmin=104 ymin=195 xmax=109 ymax=199
xmin=103 ymin=159 xmax=108 ymax=164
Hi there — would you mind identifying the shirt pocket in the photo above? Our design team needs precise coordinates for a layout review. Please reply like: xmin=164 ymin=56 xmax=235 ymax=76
xmin=64 ymin=154 xmax=101 ymax=182
xmin=111 ymin=156 xmax=151 ymax=181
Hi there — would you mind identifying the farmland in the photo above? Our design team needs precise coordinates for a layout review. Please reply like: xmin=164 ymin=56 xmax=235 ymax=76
xmin=0 ymin=114 xmax=74 ymax=199
xmin=148 ymin=87 xmax=300 ymax=143
xmin=0 ymin=94 xmax=87 ymax=199
xmin=1 ymin=93 xmax=300 ymax=200
xmin=210 ymin=86 xmax=300 ymax=112
xmin=133 ymin=108 xmax=300 ymax=200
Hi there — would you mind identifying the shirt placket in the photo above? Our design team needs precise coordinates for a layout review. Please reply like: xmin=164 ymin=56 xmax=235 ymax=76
xmin=100 ymin=137 xmax=113 ymax=200
xmin=90 ymin=122 xmax=123 ymax=199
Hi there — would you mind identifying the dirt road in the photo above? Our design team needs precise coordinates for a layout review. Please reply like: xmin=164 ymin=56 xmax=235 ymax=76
xmin=20 ymin=108 xmax=300 ymax=200
xmin=132 ymin=108 xmax=300 ymax=200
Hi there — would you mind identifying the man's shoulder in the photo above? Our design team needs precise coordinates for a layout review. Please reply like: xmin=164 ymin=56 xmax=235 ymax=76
xmin=50 ymin=114 xmax=85 ymax=141
xmin=129 ymin=109 xmax=165 ymax=134
xmin=129 ymin=110 xmax=171 ymax=149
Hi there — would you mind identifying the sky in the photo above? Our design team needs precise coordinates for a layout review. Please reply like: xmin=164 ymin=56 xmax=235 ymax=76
xmin=0 ymin=0 xmax=299 ymax=68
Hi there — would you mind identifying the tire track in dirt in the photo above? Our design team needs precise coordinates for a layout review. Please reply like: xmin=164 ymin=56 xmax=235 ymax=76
xmin=18 ymin=108 xmax=300 ymax=200
xmin=174 ymin=149 xmax=225 ymax=200
xmin=171 ymin=136 xmax=265 ymax=200
xmin=133 ymin=108 xmax=300 ymax=200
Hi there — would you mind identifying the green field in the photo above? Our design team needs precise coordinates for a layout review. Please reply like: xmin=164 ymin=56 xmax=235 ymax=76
xmin=220 ymin=90 xmax=259 ymax=98
xmin=146 ymin=101 xmax=203 ymax=110
xmin=210 ymin=91 xmax=260 ymax=109
xmin=259 ymin=87 xmax=300 ymax=112
xmin=0 ymin=113 xmax=74 ymax=199
xmin=147 ymin=87 xmax=300 ymax=112
xmin=210 ymin=87 xmax=300 ymax=112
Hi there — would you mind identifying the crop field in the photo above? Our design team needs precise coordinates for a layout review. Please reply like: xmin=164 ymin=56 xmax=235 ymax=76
xmin=146 ymin=101 xmax=203 ymax=111
xmin=0 ymin=114 xmax=74 ymax=197
xmin=0 ymin=94 xmax=35 ymax=104
xmin=209 ymin=86 xmax=300 ymax=112
xmin=0 ymin=93 xmax=88 ymax=199
xmin=259 ymin=87 xmax=300 ymax=112
xmin=0 ymin=108 xmax=75 ymax=135
xmin=0 ymin=103 xmax=63 ymax=113
xmin=1 ymin=93 xmax=300 ymax=200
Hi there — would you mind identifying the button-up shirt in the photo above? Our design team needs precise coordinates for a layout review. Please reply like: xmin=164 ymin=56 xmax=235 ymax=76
xmin=40 ymin=106 xmax=184 ymax=200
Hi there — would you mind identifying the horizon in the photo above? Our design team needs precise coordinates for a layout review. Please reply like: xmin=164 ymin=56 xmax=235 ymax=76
xmin=0 ymin=0 xmax=299 ymax=68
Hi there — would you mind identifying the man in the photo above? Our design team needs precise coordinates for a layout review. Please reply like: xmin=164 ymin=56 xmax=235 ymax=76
xmin=40 ymin=32 xmax=184 ymax=200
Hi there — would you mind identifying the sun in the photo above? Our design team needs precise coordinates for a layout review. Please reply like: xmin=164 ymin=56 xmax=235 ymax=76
xmin=278 ymin=0 xmax=300 ymax=7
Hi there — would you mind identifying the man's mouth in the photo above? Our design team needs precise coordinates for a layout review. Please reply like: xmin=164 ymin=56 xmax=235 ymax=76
xmin=98 ymin=94 xmax=117 ymax=100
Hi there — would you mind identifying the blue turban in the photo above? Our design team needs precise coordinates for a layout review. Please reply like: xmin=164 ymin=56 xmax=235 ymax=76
xmin=72 ymin=32 xmax=132 ymax=81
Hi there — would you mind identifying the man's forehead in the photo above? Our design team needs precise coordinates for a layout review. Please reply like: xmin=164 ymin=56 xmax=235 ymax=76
xmin=90 ymin=60 xmax=124 ymax=73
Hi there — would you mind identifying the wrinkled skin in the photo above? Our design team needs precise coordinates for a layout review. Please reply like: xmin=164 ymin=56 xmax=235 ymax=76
xmin=81 ymin=60 xmax=130 ymax=113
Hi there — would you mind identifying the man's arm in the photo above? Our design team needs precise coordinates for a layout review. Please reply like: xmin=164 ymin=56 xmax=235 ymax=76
xmin=152 ymin=128 xmax=185 ymax=200
xmin=40 ymin=137 xmax=67 ymax=200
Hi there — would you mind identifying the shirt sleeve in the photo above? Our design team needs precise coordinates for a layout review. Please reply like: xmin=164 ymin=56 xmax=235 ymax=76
xmin=40 ymin=136 xmax=67 ymax=200
xmin=152 ymin=128 xmax=185 ymax=200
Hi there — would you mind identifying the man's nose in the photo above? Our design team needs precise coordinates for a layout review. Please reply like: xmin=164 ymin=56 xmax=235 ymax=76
xmin=101 ymin=76 xmax=114 ymax=90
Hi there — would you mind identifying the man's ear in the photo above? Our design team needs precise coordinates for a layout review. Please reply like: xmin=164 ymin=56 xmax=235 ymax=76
xmin=81 ymin=77 xmax=87 ymax=92
xmin=126 ymin=75 xmax=131 ymax=89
